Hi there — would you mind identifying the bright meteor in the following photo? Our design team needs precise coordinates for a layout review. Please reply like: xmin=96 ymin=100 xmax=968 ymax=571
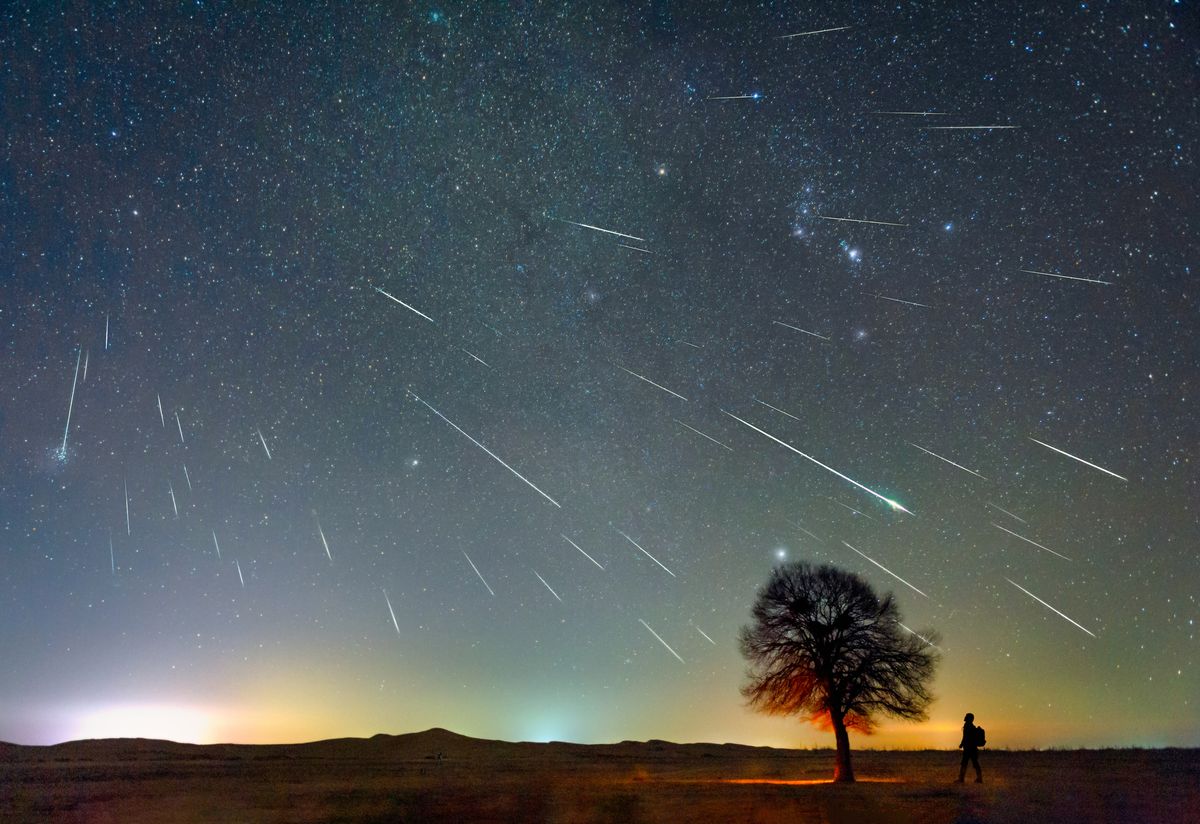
xmin=722 ymin=410 xmax=912 ymax=514
xmin=1029 ymin=437 xmax=1127 ymax=481
xmin=1005 ymin=578 xmax=1096 ymax=638
xmin=842 ymin=542 xmax=928 ymax=598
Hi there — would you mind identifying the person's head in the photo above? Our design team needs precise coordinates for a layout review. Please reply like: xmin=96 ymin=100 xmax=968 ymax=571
xmin=964 ymin=712 xmax=975 ymax=724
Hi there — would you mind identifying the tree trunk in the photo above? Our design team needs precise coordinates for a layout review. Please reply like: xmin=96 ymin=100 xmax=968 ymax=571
xmin=831 ymin=712 xmax=855 ymax=782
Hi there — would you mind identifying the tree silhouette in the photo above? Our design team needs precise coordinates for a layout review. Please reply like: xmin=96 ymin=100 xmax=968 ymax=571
xmin=739 ymin=561 xmax=940 ymax=782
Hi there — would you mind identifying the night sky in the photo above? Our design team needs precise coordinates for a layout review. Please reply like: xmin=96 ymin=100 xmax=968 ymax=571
xmin=2 ymin=2 xmax=1196 ymax=750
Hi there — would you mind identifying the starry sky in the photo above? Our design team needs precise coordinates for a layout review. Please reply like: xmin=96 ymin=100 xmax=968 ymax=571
xmin=1 ymin=1 xmax=1196 ymax=750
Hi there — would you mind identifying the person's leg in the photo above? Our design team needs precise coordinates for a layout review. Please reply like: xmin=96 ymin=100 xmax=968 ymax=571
xmin=972 ymin=751 xmax=982 ymax=782
xmin=957 ymin=751 xmax=968 ymax=781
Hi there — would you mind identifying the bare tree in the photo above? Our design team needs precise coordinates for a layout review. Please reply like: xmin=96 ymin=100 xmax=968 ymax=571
xmin=739 ymin=562 xmax=939 ymax=782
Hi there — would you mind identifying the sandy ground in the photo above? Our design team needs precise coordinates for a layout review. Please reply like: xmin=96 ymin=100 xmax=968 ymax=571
xmin=1 ymin=729 xmax=1196 ymax=823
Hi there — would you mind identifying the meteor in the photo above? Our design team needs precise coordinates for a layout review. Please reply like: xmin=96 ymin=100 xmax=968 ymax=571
xmin=752 ymin=397 xmax=801 ymax=422
xmin=986 ymin=501 xmax=1027 ymax=524
xmin=462 ymin=551 xmax=495 ymax=596
xmin=673 ymin=418 xmax=733 ymax=452
xmin=82 ymin=351 xmax=88 ymax=383
xmin=639 ymin=619 xmax=685 ymax=664
xmin=618 ymin=244 xmax=652 ymax=254
xmin=109 ymin=529 xmax=115 ymax=575
xmin=175 ymin=411 xmax=185 ymax=444
xmin=872 ymin=293 xmax=930 ymax=308
xmin=212 ymin=530 xmax=222 ymax=560
xmin=257 ymin=429 xmax=273 ymax=461
xmin=908 ymin=442 xmax=987 ymax=480
xmin=182 ymin=465 xmax=192 ymax=491
xmin=533 ymin=569 xmax=563 ymax=602
xmin=923 ymin=125 xmax=1019 ymax=130
xmin=124 ymin=477 xmax=131 ymax=535
xmin=409 ymin=392 xmax=561 ymax=508
xmin=814 ymin=214 xmax=907 ymax=227
xmin=561 ymin=534 xmax=605 ymax=570
xmin=168 ymin=481 xmax=178 ymax=518
xmin=1028 ymin=437 xmax=1127 ymax=481
xmin=830 ymin=499 xmax=876 ymax=521
xmin=706 ymin=94 xmax=762 ymax=100
xmin=723 ymin=410 xmax=912 ymax=514
xmin=60 ymin=349 xmax=81 ymax=456
xmin=1019 ymin=268 xmax=1112 ymax=285
xmin=779 ymin=25 xmax=851 ymax=38
xmin=872 ymin=111 xmax=947 ymax=116
xmin=773 ymin=321 xmax=831 ymax=340
xmin=842 ymin=542 xmax=928 ymax=598
xmin=554 ymin=218 xmax=645 ymax=243
xmin=899 ymin=623 xmax=940 ymax=649
xmin=695 ymin=626 xmax=717 ymax=645
xmin=315 ymin=512 xmax=332 ymax=561
xmin=236 ymin=560 xmax=245 ymax=588
xmin=459 ymin=347 xmax=490 ymax=368
xmin=157 ymin=394 xmax=165 ymax=428
xmin=674 ymin=339 xmax=702 ymax=349
xmin=615 ymin=365 xmax=687 ymax=401
xmin=786 ymin=520 xmax=823 ymax=543
xmin=617 ymin=530 xmax=677 ymax=577
xmin=105 ymin=314 xmax=110 ymax=349
xmin=1005 ymin=578 xmax=1096 ymax=638
xmin=992 ymin=523 xmax=1071 ymax=561
xmin=374 ymin=286 xmax=436 ymax=324
xmin=383 ymin=589 xmax=401 ymax=635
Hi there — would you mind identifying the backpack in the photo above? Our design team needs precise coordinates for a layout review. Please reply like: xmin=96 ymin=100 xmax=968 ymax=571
xmin=974 ymin=726 xmax=986 ymax=747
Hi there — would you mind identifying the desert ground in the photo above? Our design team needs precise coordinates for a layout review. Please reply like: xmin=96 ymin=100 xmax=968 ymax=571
xmin=1 ymin=729 xmax=1195 ymax=823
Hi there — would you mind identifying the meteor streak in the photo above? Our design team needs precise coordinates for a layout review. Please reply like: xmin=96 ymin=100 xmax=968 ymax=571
xmin=872 ymin=293 xmax=930 ymax=308
xmin=183 ymin=465 xmax=192 ymax=491
xmin=773 ymin=321 xmax=831 ymax=340
xmin=695 ymin=626 xmax=717 ymax=645
xmin=82 ymin=351 xmax=88 ymax=383
xmin=923 ymin=125 xmax=1019 ymax=130
xmin=786 ymin=520 xmax=823 ymax=543
xmin=175 ymin=411 xmax=185 ymax=444
xmin=105 ymin=314 xmax=110 ymax=349
xmin=673 ymin=419 xmax=733 ymax=451
xmin=830 ymin=499 xmax=876 ymax=521
xmin=842 ymin=542 xmax=928 ymax=598
xmin=168 ymin=481 xmax=178 ymax=518
xmin=992 ymin=523 xmax=1071 ymax=561
xmin=780 ymin=25 xmax=852 ymax=38
xmin=615 ymin=365 xmax=688 ymax=401
xmin=752 ymin=397 xmax=801 ymax=422
xmin=1028 ymin=437 xmax=1127 ymax=481
xmin=60 ymin=349 xmax=81 ymax=456
xmin=257 ymin=429 xmax=273 ymax=461
xmin=723 ymin=410 xmax=912 ymax=514
xmin=236 ymin=560 xmax=245 ymax=588
xmin=408 ymin=392 xmax=561 ymax=508
xmin=706 ymin=94 xmax=761 ymax=100
xmin=639 ymin=619 xmax=685 ymax=663
xmin=618 ymin=244 xmax=652 ymax=254
xmin=561 ymin=534 xmax=605 ymax=569
xmin=459 ymin=347 xmax=490 ymax=368
xmin=315 ymin=512 xmax=332 ymax=561
xmin=383 ymin=589 xmax=401 ymax=635
xmin=814 ymin=214 xmax=907 ymax=227
xmin=124 ymin=478 xmax=130 ymax=535
xmin=109 ymin=530 xmax=115 ymax=575
xmin=462 ymin=551 xmax=495 ymax=596
xmin=908 ymin=442 xmax=987 ymax=479
xmin=374 ymin=286 xmax=436 ymax=324
xmin=617 ymin=530 xmax=676 ymax=577
xmin=533 ymin=569 xmax=563 ymax=602
xmin=1019 ymin=268 xmax=1112 ymax=285
xmin=872 ymin=111 xmax=948 ymax=116
xmin=157 ymin=395 xmax=165 ymax=428
xmin=986 ymin=501 xmax=1027 ymax=523
xmin=554 ymin=218 xmax=645 ymax=243
xmin=899 ymin=623 xmax=940 ymax=649
xmin=1005 ymin=578 xmax=1096 ymax=638
xmin=212 ymin=530 xmax=222 ymax=560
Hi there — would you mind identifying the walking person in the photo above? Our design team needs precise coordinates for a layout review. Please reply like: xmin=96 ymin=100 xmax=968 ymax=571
xmin=956 ymin=712 xmax=984 ymax=783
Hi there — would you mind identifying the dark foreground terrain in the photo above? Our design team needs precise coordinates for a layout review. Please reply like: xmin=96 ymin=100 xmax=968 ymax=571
xmin=1 ymin=729 xmax=1196 ymax=823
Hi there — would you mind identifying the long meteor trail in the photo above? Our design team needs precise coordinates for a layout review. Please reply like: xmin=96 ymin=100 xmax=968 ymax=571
xmin=992 ymin=523 xmax=1071 ymax=561
xmin=315 ymin=512 xmax=332 ymax=561
xmin=1005 ymin=577 xmax=1096 ymax=638
xmin=409 ymin=392 xmax=561 ymax=508
xmin=554 ymin=218 xmax=645 ymax=243
xmin=639 ymin=619 xmax=685 ymax=663
xmin=780 ymin=25 xmax=851 ymax=38
xmin=673 ymin=419 xmax=733 ymax=452
xmin=618 ymin=530 xmax=676 ymax=577
xmin=908 ymin=442 xmax=987 ymax=479
xmin=1019 ymin=268 xmax=1112 ymax=286
xmin=1028 ymin=437 xmax=1127 ymax=481
xmin=814 ymin=214 xmax=907 ymax=227
xmin=60 ymin=349 xmax=81 ymax=455
xmin=124 ymin=478 xmax=131 ymax=535
xmin=374 ymin=286 xmax=436 ymax=324
xmin=561 ymin=534 xmax=605 ymax=570
xmin=462 ymin=551 xmax=495 ymax=596
xmin=986 ymin=501 xmax=1027 ymax=524
xmin=533 ymin=570 xmax=563 ymax=602
xmin=872 ymin=293 xmax=930 ymax=308
xmin=212 ymin=530 xmax=222 ymax=560
xmin=773 ymin=320 xmax=831 ymax=340
xmin=175 ymin=411 xmax=185 ymax=444
xmin=723 ymin=410 xmax=912 ymax=514
xmin=383 ymin=589 xmax=401 ymax=635
xmin=842 ymin=542 xmax=928 ymax=598
xmin=615 ymin=365 xmax=688 ymax=401
xmin=257 ymin=429 xmax=273 ymax=461
xmin=157 ymin=394 xmax=165 ymax=428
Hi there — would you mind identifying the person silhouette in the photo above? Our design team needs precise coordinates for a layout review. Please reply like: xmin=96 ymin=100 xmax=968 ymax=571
xmin=957 ymin=712 xmax=983 ymax=783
